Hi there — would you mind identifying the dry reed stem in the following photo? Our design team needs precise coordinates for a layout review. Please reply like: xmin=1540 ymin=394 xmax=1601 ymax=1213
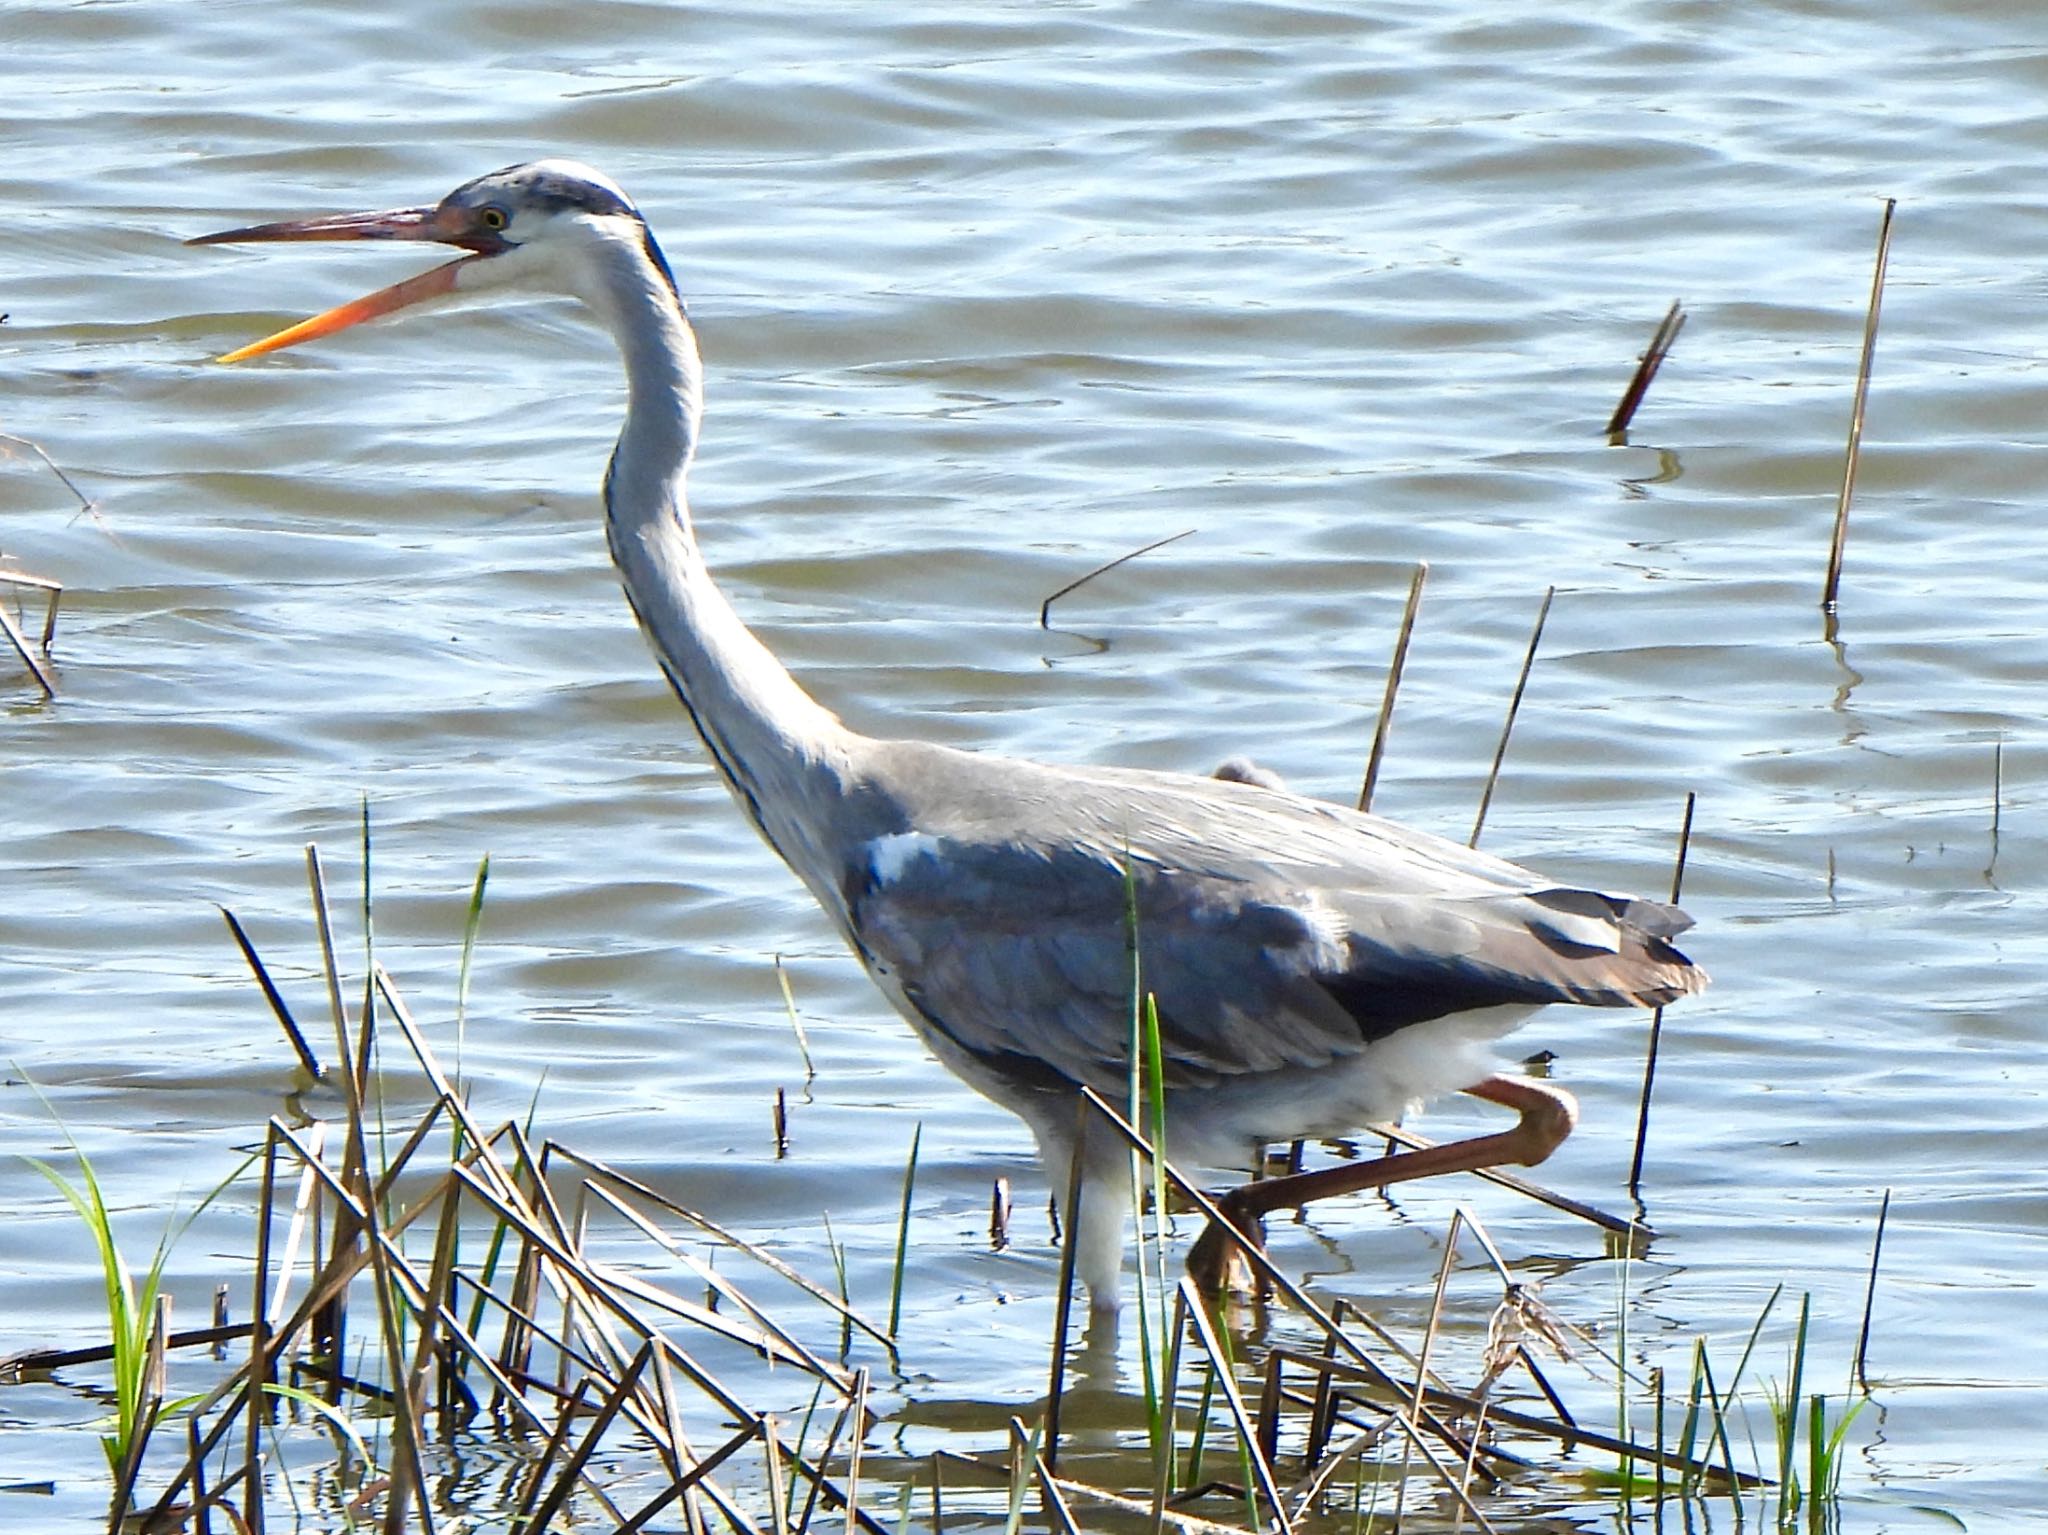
xmin=140 ymin=949 xmax=880 ymax=1535
xmin=218 ymin=908 xmax=323 ymax=1079
xmin=1269 ymin=1347 xmax=1759 ymax=1488
xmin=1178 ymin=1276 xmax=1295 ymax=1535
xmin=0 ymin=430 xmax=98 ymax=520
xmin=1628 ymin=790 xmax=1698 ymax=1198
xmin=1038 ymin=528 xmax=1196 ymax=628
xmin=0 ymin=597 xmax=54 ymax=697
xmin=1041 ymin=1096 xmax=1094 ymax=1467
xmin=1358 ymin=562 xmax=1428 ymax=813
xmin=1822 ymin=198 xmax=1897 ymax=615
xmin=0 ymin=565 xmax=64 ymax=648
xmin=1605 ymin=301 xmax=1687 ymax=442
xmin=1393 ymin=1210 xmax=1471 ymax=1529
xmin=1045 ymin=1476 xmax=1249 ymax=1534
xmin=539 ymin=1141 xmax=894 ymax=1351
xmin=0 ymin=430 xmax=83 ymax=693
xmin=1031 ymin=1449 xmax=1083 ymax=1535
xmin=1470 ymin=586 xmax=1554 ymax=848
xmin=773 ymin=954 xmax=818 ymax=1083
xmin=583 ymin=1179 xmax=844 ymax=1380
xmin=1853 ymin=1187 xmax=1891 ymax=1394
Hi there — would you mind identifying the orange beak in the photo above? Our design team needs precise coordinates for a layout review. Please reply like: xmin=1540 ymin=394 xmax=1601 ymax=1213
xmin=188 ymin=203 xmax=497 ymax=363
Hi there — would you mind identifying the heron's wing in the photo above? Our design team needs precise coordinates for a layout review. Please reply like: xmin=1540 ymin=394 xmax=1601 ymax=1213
xmin=845 ymin=756 xmax=1701 ymax=1097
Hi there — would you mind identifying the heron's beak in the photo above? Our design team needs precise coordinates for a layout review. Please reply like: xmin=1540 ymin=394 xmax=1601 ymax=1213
xmin=188 ymin=204 xmax=492 ymax=363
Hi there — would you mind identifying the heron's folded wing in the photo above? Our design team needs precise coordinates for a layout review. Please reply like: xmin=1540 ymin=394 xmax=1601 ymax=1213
xmin=848 ymin=835 xmax=1698 ymax=1097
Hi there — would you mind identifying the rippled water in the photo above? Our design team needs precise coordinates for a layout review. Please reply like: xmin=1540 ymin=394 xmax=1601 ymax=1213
xmin=6 ymin=0 xmax=2046 ymax=1526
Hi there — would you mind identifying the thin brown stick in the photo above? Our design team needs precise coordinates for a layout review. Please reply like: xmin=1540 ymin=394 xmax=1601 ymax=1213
xmin=0 ymin=566 xmax=65 ymax=652
xmin=1987 ymin=736 xmax=2004 ymax=881
xmin=1032 ymin=1449 xmax=1084 ymax=1535
xmin=1178 ymin=1277 xmax=1295 ymax=1535
xmin=218 ymin=907 xmax=323 ymax=1079
xmin=3 ymin=1322 xmax=252 ymax=1373
xmin=0 ymin=431 xmax=98 ymax=518
xmin=1043 ymin=1096 xmax=1092 ymax=1468
xmin=1605 ymin=301 xmax=1686 ymax=442
xmin=1822 ymin=198 xmax=1897 ymax=614
xmin=1628 ymin=791 xmax=1698 ymax=1198
xmin=989 ymin=1176 xmax=1011 ymax=1251
xmin=1853 ymin=1187 xmax=1892 ymax=1394
xmin=1393 ymin=1211 xmax=1465 ymax=1529
xmin=539 ymin=1141 xmax=894 ymax=1351
xmin=1267 ymin=1347 xmax=1759 ymax=1488
xmin=0 ymin=593 xmax=53 ymax=697
xmin=1470 ymin=585 xmax=1554 ymax=847
xmin=1039 ymin=529 xmax=1196 ymax=628
xmin=1359 ymin=562 xmax=1428 ymax=813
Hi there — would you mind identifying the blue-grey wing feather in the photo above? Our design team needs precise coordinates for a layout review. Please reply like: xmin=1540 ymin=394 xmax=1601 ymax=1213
xmin=844 ymin=744 xmax=1702 ymax=1098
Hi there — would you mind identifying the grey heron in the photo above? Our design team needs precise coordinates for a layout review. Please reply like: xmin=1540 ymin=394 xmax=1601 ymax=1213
xmin=192 ymin=161 xmax=1707 ymax=1315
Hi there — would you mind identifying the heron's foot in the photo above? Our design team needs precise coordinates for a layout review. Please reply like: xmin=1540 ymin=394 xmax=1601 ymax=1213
xmin=1186 ymin=1190 xmax=1268 ymax=1301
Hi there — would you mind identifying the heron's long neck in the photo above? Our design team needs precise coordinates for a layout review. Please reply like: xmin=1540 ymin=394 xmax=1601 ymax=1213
xmin=593 ymin=246 xmax=858 ymax=893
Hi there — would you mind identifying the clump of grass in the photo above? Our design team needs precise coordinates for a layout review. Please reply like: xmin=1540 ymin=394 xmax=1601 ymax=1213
xmin=19 ymin=830 xmax=1915 ymax=1535
xmin=19 ymin=1088 xmax=245 ymax=1521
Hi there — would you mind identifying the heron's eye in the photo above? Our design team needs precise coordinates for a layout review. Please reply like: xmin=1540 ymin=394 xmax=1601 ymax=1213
xmin=479 ymin=205 xmax=510 ymax=232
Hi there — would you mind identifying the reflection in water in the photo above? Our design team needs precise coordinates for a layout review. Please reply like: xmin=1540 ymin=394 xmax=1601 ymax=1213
xmin=1034 ymin=527 xmax=1196 ymax=664
xmin=1616 ymin=444 xmax=1684 ymax=498
xmin=1821 ymin=618 xmax=1867 ymax=742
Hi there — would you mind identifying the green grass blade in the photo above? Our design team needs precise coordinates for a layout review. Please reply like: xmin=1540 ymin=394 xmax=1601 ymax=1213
xmin=454 ymin=852 xmax=491 ymax=1096
xmin=889 ymin=1124 xmax=921 ymax=1338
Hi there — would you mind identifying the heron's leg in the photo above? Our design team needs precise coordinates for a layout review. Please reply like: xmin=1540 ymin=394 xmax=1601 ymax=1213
xmin=1185 ymin=1075 xmax=1578 ymax=1294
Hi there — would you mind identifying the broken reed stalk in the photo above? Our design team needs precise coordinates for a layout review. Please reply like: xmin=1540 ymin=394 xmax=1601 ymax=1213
xmin=1852 ymin=1188 xmax=1891 ymax=1394
xmin=1469 ymin=585 xmax=1555 ymax=848
xmin=1 ymin=566 xmax=65 ymax=650
xmin=219 ymin=906 xmax=324 ymax=1080
xmin=0 ymin=430 xmax=98 ymax=519
xmin=773 ymin=954 xmax=817 ymax=1082
xmin=989 ymin=1176 xmax=1012 ymax=1251
xmin=0 ymin=596 xmax=54 ymax=698
xmin=1358 ymin=561 xmax=1428 ymax=813
xmin=1038 ymin=528 xmax=1195 ymax=628
xmin=1264 ymin=1346 xmax=1759 ymax=1491
xmin=1605 ymin=300 xmax=1687 ymax=442
xmin=1821 ymin=197 xmax=1897 ymax=615
xmin=1628 ymin=791 xmax=1698 ymax=1199
xmin=0 ymin=428 xmax=86 ymax=694
xmin=1988 ymin=736 xmax=2004 ymax=880
xmin=1042 ymin=1100 xmax=1093 ymax=1468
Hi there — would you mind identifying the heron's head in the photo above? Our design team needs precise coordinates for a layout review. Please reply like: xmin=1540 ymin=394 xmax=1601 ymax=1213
xmin=189 ymin=159 xmax=680 ymax=363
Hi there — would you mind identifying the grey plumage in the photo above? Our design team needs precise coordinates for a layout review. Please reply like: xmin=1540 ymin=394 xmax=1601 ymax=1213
xmin=196 ymin=160 xmax=1707 ymax=1318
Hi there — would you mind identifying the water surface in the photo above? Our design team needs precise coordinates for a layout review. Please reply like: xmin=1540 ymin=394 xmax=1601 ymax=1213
xmin=5 ymin=1 xmax=2045 ymax=1526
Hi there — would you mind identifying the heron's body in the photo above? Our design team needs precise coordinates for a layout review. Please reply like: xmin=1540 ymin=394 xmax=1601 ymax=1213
xmin=195 ymin=161 xmax=1706 ymax=1313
